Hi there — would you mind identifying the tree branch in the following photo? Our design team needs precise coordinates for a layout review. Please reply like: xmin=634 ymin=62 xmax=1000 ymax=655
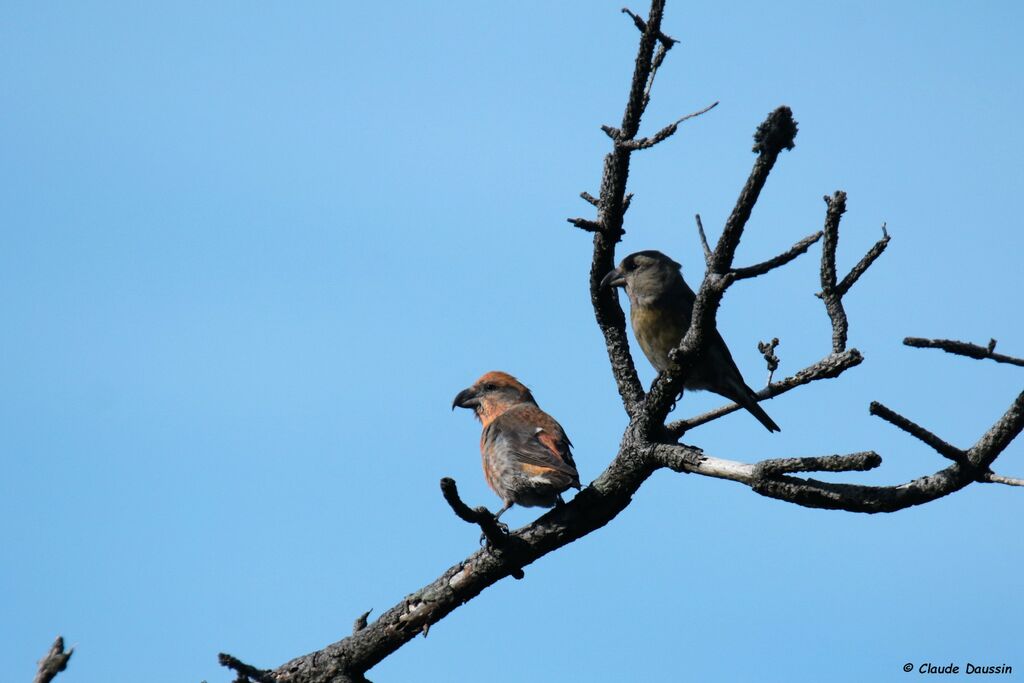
xmin=869 ymin=401 xmax=966 ymax=462
xmin=583 ymin=0 xmax=681 ymax=418
xmin=695 ymin=214 xmax=712 ymax=266
xmin=818 ymin=191 xmax=848 ymax=352
xmin=731 ymin=230 xmax=822 ymax=280
xmin=621 ymin=6 xmax=677 ymax=48
xmin=666 ymin=349 xmax=863 ymax=437
xmin=710 ymin=106 xmax=798 ymax=275
xmin=624 ymin=101 xmax=719 ymax=150
xmin=646 ymin=106 xmax=798 ymax=425
xmin=982 ymin=471 xmax=1024 ymax=487
xmin=236 ymin=3 xmax=1022 ymax=680
xmin=753 ymin=452 xmax=881 ymax=477
xmin=758 ymin=337 xmax=780 ymax=384
xmin=220 ymin=653 xmax=280 ymax=683
xmin=353 ymin=610 xmax=372 ymax=634
xmin=836 ymin=223 xmax=889 ymax=296
xmin=439 ymin=478 xmax=519 ymax=561
xmin=654 ymin=389 xmax=1023 ymax=512
xmin=269 ymin=446 xmax=657 ymax=683
xmin=34 ymin=637 xmax=72 ymax=683
xmin=904 ymin=337 xmax=1024 ymax=367
xmin=817 ymin=194 xmax=890 ymax=351
xmin=567 ymin=217 xmax=602 ymax=233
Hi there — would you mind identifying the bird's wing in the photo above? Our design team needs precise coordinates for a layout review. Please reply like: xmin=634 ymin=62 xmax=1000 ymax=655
xmin=487 ymin=404 xmax=579 ymax=480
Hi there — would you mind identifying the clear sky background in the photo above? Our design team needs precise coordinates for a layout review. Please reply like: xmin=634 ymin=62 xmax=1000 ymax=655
xmin=3 ymin=2 xmax=1022 ymax=682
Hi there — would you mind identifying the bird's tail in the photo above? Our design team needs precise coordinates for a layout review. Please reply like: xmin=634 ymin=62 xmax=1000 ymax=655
xmin=737 ymin=386 xmax=780 ymax=433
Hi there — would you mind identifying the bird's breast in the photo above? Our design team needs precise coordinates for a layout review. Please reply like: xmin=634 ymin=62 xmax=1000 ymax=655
xmin=631 ymin=304 xmax=689 ymax=373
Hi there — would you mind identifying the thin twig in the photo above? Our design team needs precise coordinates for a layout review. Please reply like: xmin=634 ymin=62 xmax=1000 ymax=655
xmin=439 ymin=478 xmax=511 ymax=550
xmin=695 ymin=214 xmax=712 ymax=266
xmin=621 ymin=6 xmax=678 ymax=48
xmin=353 ymin=610 xmax=372 ymax=634
xmin=219 ymin=653 xmax=278 ymax=683
xmin=626 ymin=101 xmax=719 ymax=150
xmin=758 ymin=337 xmax=780 ymax=384
xmin=836 ymin=222 xmax=890 ymax=296
xmin=732 ymin=231 xmax=823 ymax=280
xmin=34 ymin=637 xmax=73 ymax=683
xmin=904 ymin=337 xmax=1024 ymax=367
xmin=666 ymin=349 xmax=863 ymax=437
xmin=622 ymin=193 xmax=633 ymax=214
xmin=567 ymin=217 xmax=602 ymax=233
xmin=869 ymin=401 xmax=966 ymax=462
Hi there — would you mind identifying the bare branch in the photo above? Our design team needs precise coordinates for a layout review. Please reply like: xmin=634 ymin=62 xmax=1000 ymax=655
xmin=621 ymin=6 xmax=678 ymax=48
xmin=818 ymin=191 xmax=849 ymax=352
xmin=619 ymin=1 xmax=667 ymax=139
xmin=646 ymin=107 xmax=798 ymax=424
xmin=582 ymin=0 xmax=677 ymax=418
xmin=648 ymin=440 xmax=704 ymax=470
xmin=904 ymin=337 xmax=1024 ymax=367
xmin=219 ymin=653 xmax=279 ymax=683
xmin=754 ymin=452 xmax=881 ymax=477
xmin=731 ymin=231 xmax=822 ymax=280
xmin=709 ymin=106 xmax=798 ymax=275
xmin=666 ymin=349 xmax=863 ymax=437
xmin=601 ymin=124 xmax=620 ymax=139
xmin=982 ymin=471 xmax=1024 ymax=487
xmin=752 ymin=390 xmax=1024 ymax=512
xmin=622 ymin=192 xmax=634 ymax=214
xmin=250 ymin=4 xmax=1023 ymax=680
xmin=817 ymin=195 xmax=889 ymax=352
xmin=695 ymin=214 xmax=712 ymax=266
xmin=836 ymin=222 xmax=890 ymax=296
xmin=261 ymin=309 xmax=1022 ymax=683
xmin=965 ymin=389 xmax=1024 ymax=468
xmin=270 ymin=447 xmax=657 ymax=683
xmin=625 ymin=101 xmax=719 ymax=150
xmin=652 ymin=446 xmax=880 ymax=481
xmin=439 ymin=477 xmax=514 ymax=553
xmin=567 ymin=217 xmax=602 ymax=233
xmin=869 ymin=401 xmax=966 ymax=462
xmin=353 ymin=610 xmax=372 ymax=635
xmin=34 ymin=637 xmax=73 ymax=683
xmin=758 ymin=337 xmax=780 ymax=384
xmin=656 ymin=390 xmax=1023 ymax=513
xmin=642 ymin=41 xmax=673 ymax=114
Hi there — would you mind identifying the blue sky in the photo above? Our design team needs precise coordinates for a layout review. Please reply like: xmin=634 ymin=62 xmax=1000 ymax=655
xmin=2 ymin=2 xmax=1022 ymax=682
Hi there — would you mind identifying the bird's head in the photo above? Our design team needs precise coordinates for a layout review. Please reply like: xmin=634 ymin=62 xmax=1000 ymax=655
xmin=452 ymin=371 xmax=536 ymax=424
xmin=601 ymin=250 xmax=683 ymax=305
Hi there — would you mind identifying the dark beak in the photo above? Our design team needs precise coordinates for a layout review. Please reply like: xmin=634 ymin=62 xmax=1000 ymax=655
xmin=452 ymin=387 xmax=479 ymax=411
xmin=600 ymin=267 xmax=626 ymax=289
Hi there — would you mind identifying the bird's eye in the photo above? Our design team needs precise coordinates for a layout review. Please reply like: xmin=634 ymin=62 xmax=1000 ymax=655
xmin=481 ymin=383 xmax=496 ymax=392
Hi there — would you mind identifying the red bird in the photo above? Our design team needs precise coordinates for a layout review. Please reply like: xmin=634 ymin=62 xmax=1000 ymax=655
xmin=452 ymin=371 xmax=580 ymax=519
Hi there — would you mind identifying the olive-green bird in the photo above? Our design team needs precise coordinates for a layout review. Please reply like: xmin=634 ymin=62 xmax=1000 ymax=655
xmin=602 ymin=250 xmax=780 ymax=432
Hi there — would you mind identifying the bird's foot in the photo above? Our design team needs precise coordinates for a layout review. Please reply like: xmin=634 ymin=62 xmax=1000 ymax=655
xmin=478 ymin=518 xmax=510 ymax=547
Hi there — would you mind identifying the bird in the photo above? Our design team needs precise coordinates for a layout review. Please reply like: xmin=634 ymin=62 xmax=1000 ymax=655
xmin=452 ymin=371 xmax=580 ymax=519
xmin=601 ymin=250 xmax=780 ymax=432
